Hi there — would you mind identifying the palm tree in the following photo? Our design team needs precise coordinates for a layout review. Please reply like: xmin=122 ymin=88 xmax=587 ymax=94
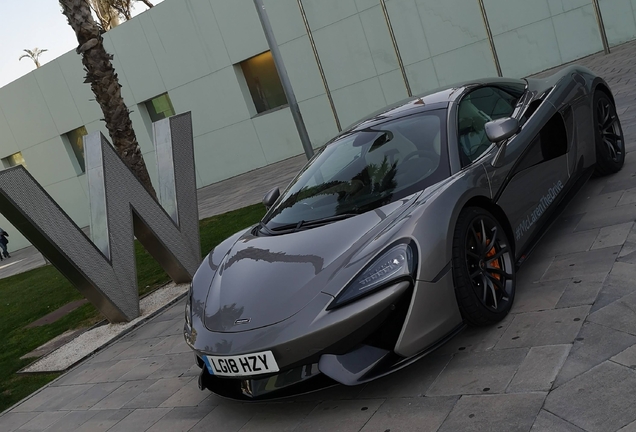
xmin=89 ymin=0 xmax=120 ymax=30
xmin=19 ymin=48 xmax=48 ymax=68
xmin=89 ymin=0 xmax=154 ymax=29
xmin=137 ymin=0 xmax=154 ymax=8
xmin=59 ymin=0 xmax=156 ymax=197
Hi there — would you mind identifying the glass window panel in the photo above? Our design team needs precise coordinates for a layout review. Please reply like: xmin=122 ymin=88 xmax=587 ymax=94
xmin=66 ymin=126 xmax=88 ymax=173
xmin=240 ymin=51 xmax=288 ymax=114
xmin=145 ymin=93 xmax=176 ymax=123
xmin=3 ymin=152 xmax=27 ymax=169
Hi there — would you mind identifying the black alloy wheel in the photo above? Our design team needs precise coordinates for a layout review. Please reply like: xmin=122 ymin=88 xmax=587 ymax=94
xmin=452 ymin=207 xmax=515 ymax=326
xmin=594 ymin=91 xmax=625 ymax=176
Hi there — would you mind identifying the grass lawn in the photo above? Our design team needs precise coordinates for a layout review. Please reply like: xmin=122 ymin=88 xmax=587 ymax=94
xmin=0 ymin=203 xmax=266 ymax=412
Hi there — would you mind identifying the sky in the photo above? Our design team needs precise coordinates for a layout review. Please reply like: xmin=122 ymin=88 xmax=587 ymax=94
xmin=0 ymin=0 xmax=163 ymax=88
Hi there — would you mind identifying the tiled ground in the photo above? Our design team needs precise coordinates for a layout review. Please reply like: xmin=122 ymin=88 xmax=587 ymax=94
xmin=4 ymin=41 xmax=636 ymax=431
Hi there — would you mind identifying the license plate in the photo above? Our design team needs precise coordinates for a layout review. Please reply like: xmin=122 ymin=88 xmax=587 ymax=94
xmin=203 ymin=350 xmax=279 ymax=377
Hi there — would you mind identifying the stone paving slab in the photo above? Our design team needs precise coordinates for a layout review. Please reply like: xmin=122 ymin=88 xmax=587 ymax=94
xmin=531 ymin=228 xmax=598 ymax=258
xmin=540 ymin=246 xmax=621 ymax=282
xmin=360 ymin=353 xmax=451 ymax=398
xmin=187 ymin=404 xmax=253 ymax=432
xmin=72 ymin=409 xmax=133 ymax=432
xmin=124 ymin=377 xmax=192 ymax=409
xmin=512 ymin=279 xmax=569 ymax=313
xmin=531 ymin=410 xmax=585 ymax=432
xmin=359 ymin=396 xmax=458 ymax=432
xmin=555 ymin=272 xmax=607 ymax=309
xmin=562 ymin=190 xmax=623 ymax=218
xmin=434 ymin=314 xmax=513 ymax=355
xmin=17 ymin=411 xmax=68 ymax=431
xmin=437 ymin=393 xmax=545 ymax=432
xmin=237 ymin=402 xmax=317 ymax=432
xmin=294 ymin=399 xmax=385 ymax=432
xmin=618 ymin=421 xmax=636 ymax=432
xmin=574 ymin=204 xmax=636 ymax=232
xmin=7 ymin=37 xmax=636 ymax=432
xmin=0 ymin=412 xmax=39 ymax=432
xmin=591 ymin=222 xmax=633 ymax=250
xmin=105 ymin=407 xmax=172 ymax=432
xmin=590 ymin=261 xmax=636 ymax=312
xmin=588 ymin=291 xmax=636 ymax=335
xmin=611 ymin=344 xmax=636 ymax=368
xmin=145 ymin=406 xmax=213 ymax=432
xmin=553 ymin=321 xmax=636 ymax=387
xmin=61 ymin=382 xmax=125 ymax=411
xmin=495 ymin=306 xmax=589 ymax=349
xmin=545 ymin=362 xmax=636 ymax=432
xmin=426 ymin=348 xmax=529 ymax=396
xmin=507 ymin=345 xmax=571 ymax=393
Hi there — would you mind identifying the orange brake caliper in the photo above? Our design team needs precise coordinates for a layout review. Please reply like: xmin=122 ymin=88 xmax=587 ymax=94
xmin=485 ymin=240 xmax=501 ymax=283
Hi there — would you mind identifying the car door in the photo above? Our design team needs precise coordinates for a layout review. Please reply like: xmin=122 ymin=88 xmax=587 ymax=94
xmin=480 ymin=91 xmax=572 ymax=258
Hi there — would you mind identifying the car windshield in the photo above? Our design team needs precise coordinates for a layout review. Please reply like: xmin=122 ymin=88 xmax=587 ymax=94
xmin=262 ymin=109 xmax=449 ymax=232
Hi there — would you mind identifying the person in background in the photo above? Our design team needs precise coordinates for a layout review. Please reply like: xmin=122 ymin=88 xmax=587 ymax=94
xmin=0 ymin=228 xmax=10 ymax=260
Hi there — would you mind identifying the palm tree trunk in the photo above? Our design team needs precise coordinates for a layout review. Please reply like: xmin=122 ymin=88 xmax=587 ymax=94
xmin=59 ymin=0 xmax=156 ymax=198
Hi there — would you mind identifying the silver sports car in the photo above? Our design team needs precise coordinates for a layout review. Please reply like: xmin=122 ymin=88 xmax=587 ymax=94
xmin=184 ymin=65 xmax=624 ymax=400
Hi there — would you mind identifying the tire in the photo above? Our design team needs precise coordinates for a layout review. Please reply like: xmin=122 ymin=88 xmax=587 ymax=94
xmin=594 ymin=90 xmax=625 ymax=176
xmin=452 ymin=207 xmax=516 ymax=326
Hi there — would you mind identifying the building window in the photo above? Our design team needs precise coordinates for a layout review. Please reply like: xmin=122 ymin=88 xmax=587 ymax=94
xmin=66 ymin=126 xmax=88 ymax=173
xmin=2 ymin=152 xmax=26 ymax=169
xmin=240 ymin=51 xmax=288 ymax=114
xmin=145 ymin=93 xmax=176 ymax=123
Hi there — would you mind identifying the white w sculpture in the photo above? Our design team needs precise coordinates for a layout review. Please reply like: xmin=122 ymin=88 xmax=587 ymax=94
xmin=0 ymin=113 xmax=200 ymax=322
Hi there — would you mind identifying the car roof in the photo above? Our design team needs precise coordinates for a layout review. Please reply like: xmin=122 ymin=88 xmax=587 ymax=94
xmin=346 ymin=77 xmax=526 ymax=132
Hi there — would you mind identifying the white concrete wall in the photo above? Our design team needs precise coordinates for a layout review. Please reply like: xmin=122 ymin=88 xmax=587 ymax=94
xmin=0 ymin=0 xmax=623 ymax=250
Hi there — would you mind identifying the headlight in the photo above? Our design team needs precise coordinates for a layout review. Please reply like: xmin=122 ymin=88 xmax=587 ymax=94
xmin=185 ymin=283 xmax=193 ymax=328
xmin=329 ymin=243 xmax=414 ymax=309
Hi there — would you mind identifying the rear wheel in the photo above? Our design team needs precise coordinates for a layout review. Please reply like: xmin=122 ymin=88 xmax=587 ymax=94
xmin=594 ymin=91 xmax=625 ymax=176
xmin=452 ymin=207 xmax=515 ymax=326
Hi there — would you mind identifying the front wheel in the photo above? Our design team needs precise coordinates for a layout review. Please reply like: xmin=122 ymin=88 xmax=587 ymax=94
xmin=594 ymin=91 xmax=625 ymax=176
xmin=452 ymin=207 xmax=516 ymax=326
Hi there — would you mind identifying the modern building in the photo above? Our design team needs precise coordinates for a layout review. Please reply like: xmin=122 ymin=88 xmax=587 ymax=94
xmin=0 ymin=0 xmax=632 ymax=250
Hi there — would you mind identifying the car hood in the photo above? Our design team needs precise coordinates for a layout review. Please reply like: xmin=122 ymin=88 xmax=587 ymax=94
xmin=202 ymin=195 xmax=420 ymax=333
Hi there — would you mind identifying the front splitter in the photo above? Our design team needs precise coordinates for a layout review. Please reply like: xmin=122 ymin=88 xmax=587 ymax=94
xmin=198 ymin=363 xmax=339 ymax=401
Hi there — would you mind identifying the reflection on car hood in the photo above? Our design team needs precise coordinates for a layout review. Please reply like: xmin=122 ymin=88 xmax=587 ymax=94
xmin=203 ymin=195 xmax=420 ymax=333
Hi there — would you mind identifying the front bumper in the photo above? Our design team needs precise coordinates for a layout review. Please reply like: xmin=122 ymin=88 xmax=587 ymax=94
xmin=184 ymin=281 xmax=412 ymax=399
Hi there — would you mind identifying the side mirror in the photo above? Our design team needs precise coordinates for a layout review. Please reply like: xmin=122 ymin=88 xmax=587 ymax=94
xmin=262 ymin=187 xmax=280 ymax=209
xmin=485 ymin=117 xmax=520 ymax=143
xmin=486 ymin=117 xmax=519 ymax=168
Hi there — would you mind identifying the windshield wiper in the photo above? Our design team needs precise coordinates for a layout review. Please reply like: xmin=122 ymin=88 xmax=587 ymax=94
xmin=265 ymin=213 xmax=358 ymax=234
xmin=298 ymin=213 xmax=358 ymax=229
xmin=257 ymin=221 xmax=276 ymax=235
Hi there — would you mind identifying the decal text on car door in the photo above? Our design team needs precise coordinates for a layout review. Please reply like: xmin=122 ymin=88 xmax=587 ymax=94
xmin=515 ymin=180 xmax=564 ymax=241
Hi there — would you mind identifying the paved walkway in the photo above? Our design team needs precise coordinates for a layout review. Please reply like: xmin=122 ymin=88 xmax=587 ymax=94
xmin=4 ymin=41 xmax=636 ymax=431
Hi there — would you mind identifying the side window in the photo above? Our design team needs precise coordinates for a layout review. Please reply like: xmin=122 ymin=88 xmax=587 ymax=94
xmin=514 ymin=112 xmax=568 ymax=173
xmin=457 ymin=87 xmax=517 ymax=166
